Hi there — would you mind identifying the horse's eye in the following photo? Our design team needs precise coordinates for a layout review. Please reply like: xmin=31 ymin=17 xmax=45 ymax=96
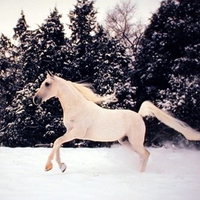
xmin=45 ymin=82 xmax=50 ymax=87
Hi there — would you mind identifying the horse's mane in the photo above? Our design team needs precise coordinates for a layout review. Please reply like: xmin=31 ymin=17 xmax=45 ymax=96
xmin=53 ymin=75 xmax=117 ymax=104
xmin=71 ymin=82 xmax=117 ymax=104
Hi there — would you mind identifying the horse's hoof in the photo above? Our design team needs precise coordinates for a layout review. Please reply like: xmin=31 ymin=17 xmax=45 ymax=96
xmin=60 ymin=163 xmax=67 ymax=173
xmin=45 ymin=163 xmax=53 ymax=171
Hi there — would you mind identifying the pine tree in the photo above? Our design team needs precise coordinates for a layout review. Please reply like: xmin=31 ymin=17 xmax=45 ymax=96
xmin=13 ymin=10 xmax=29 ymax=40
xmin=17 ymin=8 xmax=69 ymax=83
xmin=1 ymin=9 xmax=68 ymax=147
xmin=92 ymin=25 xmax=134 ymax=109
xmin=67 ymin=0 xmax=97 ymax=81
xmin=0 ymin=34 xmax=20 ymax=132
xmin=13 ymin=11 xmax=40 ymax=83
xmin=39 ymin=7 xmax=68 ymax=74
xmin=68 ymin=0 xmax=134 ymax=109
xmin=132 ymin=0 xmax=200 ymax=147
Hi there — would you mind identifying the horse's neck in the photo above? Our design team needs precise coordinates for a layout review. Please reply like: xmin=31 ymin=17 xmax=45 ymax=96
xmin=57 ymin=79 xmax=87 ymax=114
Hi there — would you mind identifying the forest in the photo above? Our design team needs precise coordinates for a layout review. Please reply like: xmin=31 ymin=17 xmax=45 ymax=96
xmin=0 ymin=0 xmax=200 ymax=148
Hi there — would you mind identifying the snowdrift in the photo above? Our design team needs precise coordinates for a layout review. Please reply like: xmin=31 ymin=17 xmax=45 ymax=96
xmin=0 ymin=145 xmax=200 ymax=200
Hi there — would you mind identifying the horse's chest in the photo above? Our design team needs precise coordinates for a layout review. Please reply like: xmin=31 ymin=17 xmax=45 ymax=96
xmin=63 ymin=114 xmax=89 ymax=131
xmin=63 ymin=116 xmax=75 ymax=129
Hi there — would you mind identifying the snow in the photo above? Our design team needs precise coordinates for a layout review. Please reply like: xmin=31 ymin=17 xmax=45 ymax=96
xmin=0 ymin=145 xmax=200 ymax=200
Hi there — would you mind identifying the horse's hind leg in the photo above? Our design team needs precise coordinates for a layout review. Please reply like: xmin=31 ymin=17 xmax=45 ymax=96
xmin=118 ymin=136 xmax=150 ymax=172
xmin=127 ymin=126 xmax=150 ymax=172
xmin=131 ymin=143 xmax=150 ymax=172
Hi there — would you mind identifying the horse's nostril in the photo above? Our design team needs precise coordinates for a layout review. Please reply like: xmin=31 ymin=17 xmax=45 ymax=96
xmin=33 ymin=96 xmax=42 ymax=105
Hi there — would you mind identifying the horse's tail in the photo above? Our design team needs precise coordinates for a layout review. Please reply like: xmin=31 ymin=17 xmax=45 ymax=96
xmin=139 ymin=101 xmax=200 ymax=141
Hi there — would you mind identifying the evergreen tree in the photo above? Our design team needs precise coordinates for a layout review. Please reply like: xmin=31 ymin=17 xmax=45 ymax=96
xmin=67 ymin=0 xmax=98 ymax=81
xmin=13 ymin=10 xmax=29 ymax=40
xmin=39 ymin=7 xmax=69 ymax=74
xmin=13 ymin=11 xmax=40 ymax=83
xmin=92 ymin=25 xmax=134 ymax=109
xmin=132 ymin=0 xmax=200 ymax=147
xmin=1 ymin=8 xmax=69 ymax=147
xmin=68 ymin=0 xmax=134 ymax=109
xmin=0 ymin=34 xmax=20 ymax=131
xmin=12 ymin=8 xmax=70 ymax=84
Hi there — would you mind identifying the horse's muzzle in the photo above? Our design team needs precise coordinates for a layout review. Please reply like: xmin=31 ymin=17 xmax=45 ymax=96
xmin=33 ymin=95 xmax=42 ymax=105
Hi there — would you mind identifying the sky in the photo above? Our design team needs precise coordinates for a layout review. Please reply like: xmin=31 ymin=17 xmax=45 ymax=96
xmin=0 ymin=0 xmax=162 ymax=38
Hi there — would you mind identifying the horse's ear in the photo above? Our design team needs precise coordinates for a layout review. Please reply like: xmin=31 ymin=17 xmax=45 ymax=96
xmin=47 ymin=70 xmax=54 ymax=77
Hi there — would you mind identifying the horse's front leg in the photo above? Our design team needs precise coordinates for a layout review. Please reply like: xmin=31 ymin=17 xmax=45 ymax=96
xmin=55 ymin=147 xmax=67 ymax=172
xmin=45 ymin=131 xmax=75 ymax=172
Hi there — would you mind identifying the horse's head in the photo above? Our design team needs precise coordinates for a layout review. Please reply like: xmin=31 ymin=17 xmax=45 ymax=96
xmin=33 ymin=72 xmax=58 ymax=105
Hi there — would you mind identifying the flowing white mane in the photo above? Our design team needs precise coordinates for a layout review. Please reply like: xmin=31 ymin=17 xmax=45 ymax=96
xmin=71 ymin=82 xmax=117 ymax=104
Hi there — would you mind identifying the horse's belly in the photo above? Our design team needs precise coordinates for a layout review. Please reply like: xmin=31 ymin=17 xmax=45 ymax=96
xmin=86 ymin=124 xmax=124 ymax=141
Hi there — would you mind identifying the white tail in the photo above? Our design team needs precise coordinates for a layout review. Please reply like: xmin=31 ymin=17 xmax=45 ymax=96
xmin=139 ymin=101 xmax=200 ymax=141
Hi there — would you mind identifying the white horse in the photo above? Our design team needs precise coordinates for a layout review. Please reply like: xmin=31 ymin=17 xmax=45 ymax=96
xmin=33 ymin=73 xmax=200 ymax=172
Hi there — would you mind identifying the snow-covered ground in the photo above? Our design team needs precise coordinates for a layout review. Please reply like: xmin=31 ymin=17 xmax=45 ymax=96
xmin=0 ymin=145 xmax=200 ymax=200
